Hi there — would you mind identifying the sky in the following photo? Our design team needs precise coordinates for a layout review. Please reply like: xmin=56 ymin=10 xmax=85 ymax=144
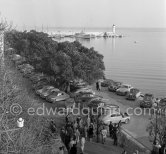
xmin=0 ymin=0 xmax=166 ymax=29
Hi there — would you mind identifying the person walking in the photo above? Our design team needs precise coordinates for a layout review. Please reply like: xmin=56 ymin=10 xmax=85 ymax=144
xmin=69 ymin=136 xmax=77 ymax=154
xmin=88 ymin=123 xmax=94 ymax=142
xmin=96 ymin=81 xmax=99 ymax=91
xmin=87 ymin=115 xmax=90 ymax=128
xmin=113 ymin=125 xmax=118 ymax=146
xmin=101 ymin=126 xmax=107 ymax=144
xmin=80 ymin=126 xmax=86 ymax=154
xmin=75 ymin=128 xmax=80 ymax=143
xmin=98 ymin=80 xmax=101 ymax=91
xmin=60 ymin=128 xmax=66 ymax=144
xmin=109 ymin=122 xmax=113 ymax=138
xmin=58 ymin=146 xmax=65 ymax=154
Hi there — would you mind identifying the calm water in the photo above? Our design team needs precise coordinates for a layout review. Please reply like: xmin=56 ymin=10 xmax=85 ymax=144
xmin=51 ymin=28 xmax=166 ymax=98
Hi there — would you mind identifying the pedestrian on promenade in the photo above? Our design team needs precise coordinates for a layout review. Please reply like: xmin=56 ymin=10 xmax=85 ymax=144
xmin=60 ymin=128 xmax=66 ymax=144
xmin=58 ymin=146 xmax=65 ymax=154
xmin=87 ymin=115 xmax=90 ymax=128
xmin=75 ymin=128 xmax=80 ymax=143
xmin=88 ymin=123 xmax=94 ymax=142
xmin=96 ymin=81 xmax=99 ymax=91
xmin=101 ymin=126 xmax=107 ymax=144
xmin=69 ymin=136 xmax=77 ymax=154
xmin=98 ymin=80 xmax=101 ymax=91
xmin=109 ymin=122 xmax=113 ymax=138
xmin=64 ymin=132 xmax=71 ymax=153
xmin=80 ymin=126 xmax=86 ymax=154
xmin=121 ymin=150 xmax=127 ymax=154
xmin=113 ymin=125 xmax=118 ymax=146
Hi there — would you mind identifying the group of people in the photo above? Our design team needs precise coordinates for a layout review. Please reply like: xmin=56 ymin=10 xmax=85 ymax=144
xmin=60 ymin=115 xmax=91 ymax=154
xmin=60 ymin=113 xmax=123 ymax=154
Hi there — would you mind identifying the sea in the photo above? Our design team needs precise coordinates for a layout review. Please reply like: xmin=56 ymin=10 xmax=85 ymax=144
xmin=37 ymin=27 xmax=166 ymax=98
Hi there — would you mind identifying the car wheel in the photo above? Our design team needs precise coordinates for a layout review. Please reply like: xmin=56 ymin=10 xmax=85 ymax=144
xmin=125 ymin=119 xmax=129 ymax=124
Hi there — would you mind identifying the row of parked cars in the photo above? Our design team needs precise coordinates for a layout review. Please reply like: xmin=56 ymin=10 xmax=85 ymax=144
xmin=10 ymin=54 xmax=74 ymax=107
xmin=9 ymin=53 xmax=130 ymax=124
xmin=100 ymin=79 xmax=166 ymax=108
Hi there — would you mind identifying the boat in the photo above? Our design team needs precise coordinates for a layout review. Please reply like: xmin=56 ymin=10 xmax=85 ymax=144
xmin=75 ymin=31 xmax=91 ymax=39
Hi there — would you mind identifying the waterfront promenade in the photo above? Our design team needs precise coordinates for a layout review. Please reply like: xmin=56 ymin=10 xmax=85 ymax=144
xmin=90 ymin=85 xmax=152 ymax=151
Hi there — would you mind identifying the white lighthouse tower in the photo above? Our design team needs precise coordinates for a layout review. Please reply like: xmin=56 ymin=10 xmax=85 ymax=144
xmin=112 ymin=24 xmax=116 ymax=34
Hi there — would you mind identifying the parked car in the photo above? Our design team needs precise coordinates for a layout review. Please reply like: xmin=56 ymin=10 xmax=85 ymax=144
xmin=20 ymin=67 xmax=34 ymax=75
xmin=32 ymin=75 xmax=48 ymax=84
xmin=108 ymin=81 xmax=122 ymax=92
xmin=74 ymin=87 xmax=95 ymax=95
xmin=100 ymin=111 xmax=130 ymax=125
xmin=126 ymin=88 xmax=142 ymax=100
xmin=17 ymin=64 xmax=34 ymax=70
xmin=32 ymin=80 xmax=49 ymax=89
xmin=75 ymin=93 xmax=102 ymax=103
xmin=46 ymin=91 xmax=70 ymax=103
xmin=158 ymin=98 xmax=166 ymax=108
xmin=36 ymin=86 xmax=54 ymax=95
xmin=140 ymin=93 xmax=155 ymax=108
xmin=70 ymin=80 xmax=87 ymax=91
xmin=116 ymin=84 xmax=133 ymax=96
xmin=40 ymin=87 xmax=60 ymax=98
xmin=10 ymin=54 xmax=21 ymax=61
xmin=14 ymin=58 xmax=26 ymax=65
xmin=101 ymin=79 xmax=114 ymax=87
xmin=23 ymin=71 xmax=35 ymax=78
xmin=29 ymin=73 xmax=45 ymax=81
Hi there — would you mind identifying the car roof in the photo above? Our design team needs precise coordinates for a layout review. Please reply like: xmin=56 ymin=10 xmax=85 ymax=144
xmin=121 ymin=84 xmax=131 ymax=86
xmin=144 ymin=93 xmax=153 ymax=96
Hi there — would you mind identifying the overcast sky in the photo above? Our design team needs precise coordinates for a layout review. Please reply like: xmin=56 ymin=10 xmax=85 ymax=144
xmin=0 ymin=0 xmax=166 ymax=29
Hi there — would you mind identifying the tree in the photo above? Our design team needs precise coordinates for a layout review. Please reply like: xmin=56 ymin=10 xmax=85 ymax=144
xmin=5 ymin=30 xmax=105 ymax=90
xmin=147 ymin=109 xmax=166 ymax=153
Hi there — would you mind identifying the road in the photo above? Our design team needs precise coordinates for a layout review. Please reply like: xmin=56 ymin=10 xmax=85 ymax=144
xmin=91 ymin=86 xmax=152 ymax=150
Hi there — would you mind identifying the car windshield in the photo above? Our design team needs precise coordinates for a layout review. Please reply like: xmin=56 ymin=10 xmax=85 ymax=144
xmin=51 ymin=92 xmax=63 ymax=96
xmin=121 ymin=85 xmax=128 ymax=88
xmin=130 ymin=89 xmax=139 ymax=94
xmin=144 ymin=94 xmax=152 ymax=101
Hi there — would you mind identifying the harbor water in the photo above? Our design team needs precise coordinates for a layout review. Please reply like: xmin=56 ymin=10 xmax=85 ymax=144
xmin=50 ymin=28 xmax=166 ymax=97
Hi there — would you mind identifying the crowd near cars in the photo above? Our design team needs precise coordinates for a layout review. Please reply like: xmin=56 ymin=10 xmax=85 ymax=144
xmin=100 ymin=79 xmax=166 ymax=109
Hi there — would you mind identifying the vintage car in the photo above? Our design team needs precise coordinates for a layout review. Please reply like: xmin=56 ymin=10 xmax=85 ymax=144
xmin=46 ymin=91 xmax=70 ymax=103
xmin=140 ymin=93 xmax=155 ymax=108
xmin=87 ymin=99 xmax=119 ymax=113
xmin=32 ymin=80 xmax=49 ymax=89
xmin=40 ymin=87 xmax=60 ymax=98
xmin=74 ymin=87 xmax=95 ymax=95
xmin=10 ymin=54 xmax=22 ymax=61
xmin=108 ymin=81 xmax=122 ymax=92
xmin=17 ymin=63 xmax=34 ymax=70
xmin=126 ymin=88 xmax=142 ymax=100
xmin=70 ymin=80 xmax=87 ymax=91
xmin=158 ymin=98 xmax=166 ymax=108
xmin=36 ymin=85 xmax=54 ymax=95
xmin=100 ymin=111 xmax=130 ymax=125
xmin=116 ymin=84 xmax=133 ymax=96
xmin=23 ymin=71 xmax=35 ymax=78
xmin=31 ymin=75 xmax=48 ymax=84
xmin=29 ymin=73 xmax=45 ymax=81
xmin=75 ymin=93 xmax=102 ymax=103
xmin=100 ymin=79 xmax=114 ymax=87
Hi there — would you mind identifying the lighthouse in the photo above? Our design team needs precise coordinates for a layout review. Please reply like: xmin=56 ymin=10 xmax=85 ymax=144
xmin=112 ymin=24 xmax=116 ymax=34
